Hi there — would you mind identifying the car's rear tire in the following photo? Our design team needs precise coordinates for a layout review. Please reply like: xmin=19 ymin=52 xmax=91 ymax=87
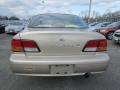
xmin=106 ymin=32 xmax=114 ymax=40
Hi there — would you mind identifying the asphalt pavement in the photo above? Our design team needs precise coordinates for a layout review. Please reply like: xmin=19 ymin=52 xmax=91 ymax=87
xmin=0 ymin=33 xmax=120 ymax=90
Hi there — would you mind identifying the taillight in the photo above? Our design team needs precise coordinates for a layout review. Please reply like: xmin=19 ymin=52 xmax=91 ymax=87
xmin=11 ymin=39 xmax=23 ymax=52
xmin=11 ymin=39 xmax=40 ymax=52
xmin=83 ymin=39 xmax=107 ymax=52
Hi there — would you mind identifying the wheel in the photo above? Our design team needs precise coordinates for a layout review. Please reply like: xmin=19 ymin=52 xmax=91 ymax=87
xmin=106 ymin=32 xmax=114 ymax=40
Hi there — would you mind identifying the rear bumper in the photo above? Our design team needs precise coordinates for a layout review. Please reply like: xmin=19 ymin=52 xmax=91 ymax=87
xmin=113 ymin=40 xmax=120 ymax=44
xmin=113 ymin=36 xmax=120 ymax=43
xmin=10 ymin=53 xmax=110 ymax=76
xmin=5 ymin=30 xmax=20 ymax=34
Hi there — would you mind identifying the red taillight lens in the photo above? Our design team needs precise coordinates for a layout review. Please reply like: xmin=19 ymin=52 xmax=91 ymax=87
xmin=22 ymin=40 xmax=40 ymax=52
xmin=97 ymin=40 xmax=107 ymax=51
xmin=83 ymin=39 xmax=107 ymax=52
xmin=11 ymin=39 xmax=40 ymax=52
xmin=12 ymin=39 xmax=23 ymax=52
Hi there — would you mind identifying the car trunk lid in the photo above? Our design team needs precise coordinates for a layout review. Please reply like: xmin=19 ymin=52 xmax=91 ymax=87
xmin=19 ymin=28 xmax=105 ymax=56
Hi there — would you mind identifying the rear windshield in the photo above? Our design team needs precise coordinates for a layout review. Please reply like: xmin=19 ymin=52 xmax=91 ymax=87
xmin=107 ymin=22 xmax=120 ymax=28
xmin=94 ymin=22 xmax=110 ymax=27
xmin=28 ymin=14 xmax=88 ymax=29
xmin=10 ymin=22 xmax=23 ymax=25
